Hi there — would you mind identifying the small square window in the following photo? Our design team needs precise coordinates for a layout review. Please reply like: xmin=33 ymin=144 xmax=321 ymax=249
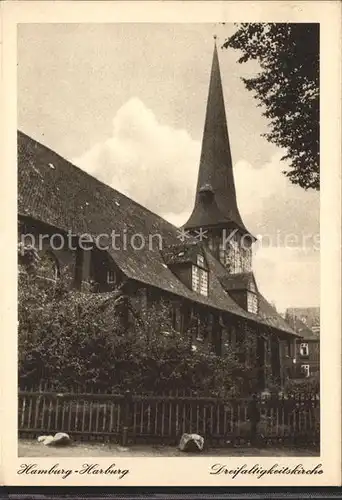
xmin=301 ymin=364 xmax=310 ymax=377
xmin=197 ymin=254 xmax=205 ymax=267
xmin=300 ymin=343 xmax=309 ymax=357
xmin=107 ymin=270 xmax=116 ymax=284
xmin=195 ymin=317 xmax=204 ymax=342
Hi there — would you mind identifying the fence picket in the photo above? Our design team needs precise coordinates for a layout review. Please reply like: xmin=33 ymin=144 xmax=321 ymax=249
xmin=95 ymin=400 xmax=100 ymax=433
xmin=55 ymin=398 xmax=59 ymax=430
xmin=74 ymin=400 xmax=78 ymax=432
xmin=202 ymin=406 xmax=206 ymax=435
xmin=133 ymin=402 xmax=137 ymax=436
xmin=89 ymin=401 xmax=93 ymax=432
xmin=20 ymin=395 xmax=26 ymax=428
xmin=181 ymin=404 xmax=186 ymax=434
xmin=102 ymin=402 xmax=107 ymax=432
xmin=168 ymin=402 xmax=172 ymax=436
xmin=117 ymin=403 xmax=121 ymax=433
xmin=47 ymin=399 xmax=53 ymax=431
xmin=140 ymin=401 xmax=144 ymax=434
xmin=33 ymin=395 xmax=40 ymax=429
xmin=147 ymin=403 xmax=151 ymax=434
xmin=67 ymin=401 xmax=72 ymax=432
xmin=161 ymin=402 xmax=165 ymax=436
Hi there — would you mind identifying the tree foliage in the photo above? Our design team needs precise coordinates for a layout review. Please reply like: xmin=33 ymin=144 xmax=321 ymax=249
xmin=18 ymin=244 xmax=253 ymax=396
xmin=224 ymin=23 xmax=319 ymax=190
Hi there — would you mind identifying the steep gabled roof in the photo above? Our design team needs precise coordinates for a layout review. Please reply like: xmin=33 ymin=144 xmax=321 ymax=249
xmin=184 ymin=43 xmax=253 ymax=238
xmin=18 ymin=130 xmax=298 ymax=337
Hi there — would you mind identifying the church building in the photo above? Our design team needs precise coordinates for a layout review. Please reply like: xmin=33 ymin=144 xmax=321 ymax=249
xmin=18 ymin=43 xmax=300 ymax=391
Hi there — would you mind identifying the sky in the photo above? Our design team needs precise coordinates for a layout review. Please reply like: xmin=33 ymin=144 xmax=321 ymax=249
xmin=18 ymin=23 xmax=320 ymax=312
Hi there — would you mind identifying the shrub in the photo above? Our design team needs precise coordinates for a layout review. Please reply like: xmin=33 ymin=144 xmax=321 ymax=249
xmin=18 ymin=243 xmax=253 ymax=396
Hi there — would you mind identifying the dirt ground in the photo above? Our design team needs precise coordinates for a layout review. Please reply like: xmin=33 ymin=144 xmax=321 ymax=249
xmin=18 ymin=439 xmax=319 ymax=457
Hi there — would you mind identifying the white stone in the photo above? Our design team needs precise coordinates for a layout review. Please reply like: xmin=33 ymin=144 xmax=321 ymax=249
xmin=37 ymin=435 xmax=50 ymax=443
xmin=179 ymin=433 xmax=204 ymax=452
xmin=52 ymin=432 xmax=71 ymax=445
xmin=37 ymin=432 xmax=71 ymax=446
xmin=42 ymin=436 xmax=55 ymax=446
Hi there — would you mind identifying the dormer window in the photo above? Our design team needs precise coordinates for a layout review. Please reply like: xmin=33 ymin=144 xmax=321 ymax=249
xmin=220 ymin=272 xmax=259 ymax=314
xmin=192 ymin=263 xmax=208 ymax=297
xmin=162 ymin=245 xmax=209 ymax=297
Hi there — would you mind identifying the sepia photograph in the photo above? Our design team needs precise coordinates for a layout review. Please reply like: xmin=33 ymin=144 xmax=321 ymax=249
xmin=16 ymin=21 xmax=322 ymax=460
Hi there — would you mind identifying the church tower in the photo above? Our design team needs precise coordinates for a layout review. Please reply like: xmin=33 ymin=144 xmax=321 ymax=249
xmin=184 ymin=42 xmax=255 ymax=275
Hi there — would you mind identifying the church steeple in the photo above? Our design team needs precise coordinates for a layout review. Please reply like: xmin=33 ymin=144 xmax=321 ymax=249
xmin=185 ymin=42 xmax=254 ymax=274
xmin=185 ymin=42 xmax=251 ymax=237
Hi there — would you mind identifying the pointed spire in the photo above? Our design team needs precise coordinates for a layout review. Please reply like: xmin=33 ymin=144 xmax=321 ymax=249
xmin=185 ymin=42 xmax=252 ymax=236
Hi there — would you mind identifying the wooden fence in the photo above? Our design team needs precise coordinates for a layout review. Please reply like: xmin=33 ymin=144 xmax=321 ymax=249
xmin=18 ymin=389 xmax=320 ymax=448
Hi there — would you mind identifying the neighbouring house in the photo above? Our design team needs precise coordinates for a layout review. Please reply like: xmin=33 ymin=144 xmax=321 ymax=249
xmin=18 ymin=43 xmax=300 ymax=392
xmin=285 ymin=307 xmax=320 ymax=379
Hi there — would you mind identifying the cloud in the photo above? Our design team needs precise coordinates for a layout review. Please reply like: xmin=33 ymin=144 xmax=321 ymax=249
xmin=253 ymin=246 xmax=319 ymax=313
xmin=234 ymin=156 xmax=320 ymax=245
xmin=74 ymin=98 xmax=319 ymax=242
xmin=73 ymin=97 xmax=200 ymax=221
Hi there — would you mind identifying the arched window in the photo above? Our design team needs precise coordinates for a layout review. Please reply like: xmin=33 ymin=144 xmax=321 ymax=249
xmin=37 ymin=251 xmax=59 ymax=281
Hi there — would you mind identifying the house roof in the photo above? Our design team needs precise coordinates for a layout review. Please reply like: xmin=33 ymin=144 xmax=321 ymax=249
xmin=286 ymin=307 xmax=320 ymax=337
xmin=285 ymin=308 xmax=320 ymax=339
xmin=18 ymin=130 xmax=298 ymax=337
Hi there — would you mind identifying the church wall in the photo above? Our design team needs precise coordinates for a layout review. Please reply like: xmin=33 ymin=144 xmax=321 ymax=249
xmin=19 ymin=216 xmax=77 ymax=281
xmin=90 ymin=248 xmax=124 ymax=292
xmin=19 ymin=215 xmax=294 ymax=394
xmin=18 ymin=216 xmax=123 ymax=292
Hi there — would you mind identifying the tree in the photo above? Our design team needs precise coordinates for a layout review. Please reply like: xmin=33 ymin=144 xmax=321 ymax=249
xmin=224 ymin=23 xmax=319 ymax=190
xmin=18 ymin=243 xmax=252 ymax=396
